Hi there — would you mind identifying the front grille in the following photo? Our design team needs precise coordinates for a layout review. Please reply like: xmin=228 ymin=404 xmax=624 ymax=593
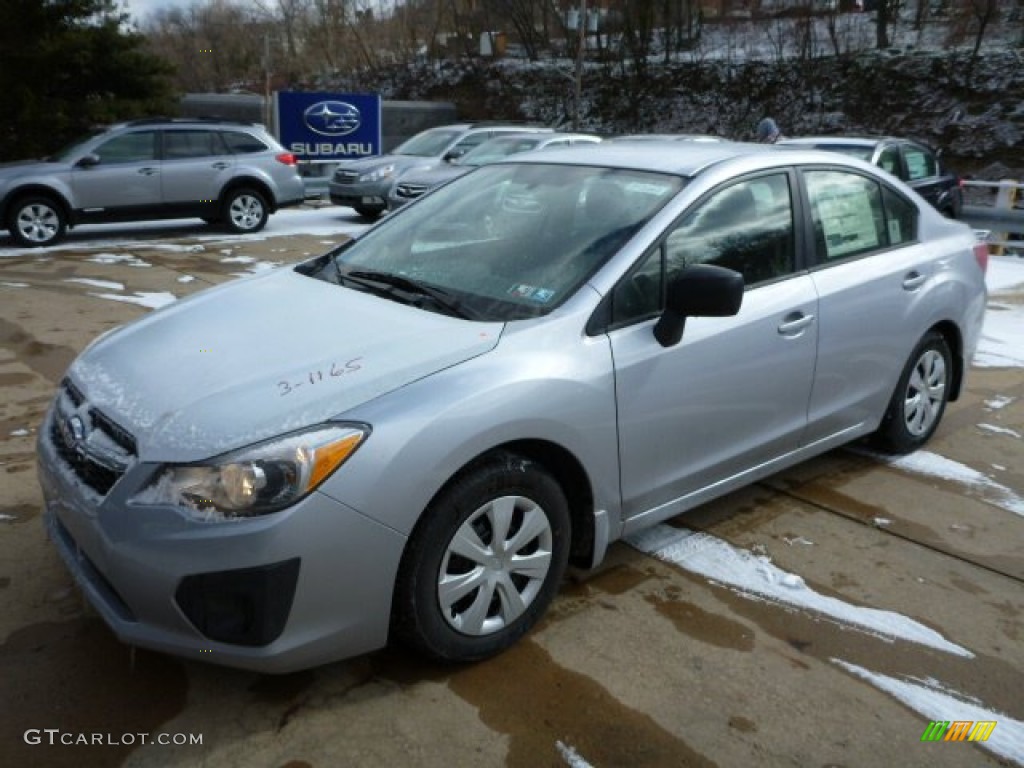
xmin=334 ymin=170 xmax=359 ymax=184
xmin=51 ymin=378 xmax=136 ymax=496
xmin=395 ymin=183 xmax=429 ymax=199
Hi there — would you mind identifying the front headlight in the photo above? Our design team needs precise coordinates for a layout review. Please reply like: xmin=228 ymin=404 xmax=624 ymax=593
xmin=360 ymin=164 xmax=395 ymax=182
xmin=131 ymin=424 xmax=368 ymax=521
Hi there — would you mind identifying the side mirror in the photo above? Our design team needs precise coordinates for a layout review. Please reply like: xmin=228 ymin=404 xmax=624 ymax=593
xmin=75 ymin=154 xmax=100 ymax=168
xmin=653 ymin=264 xmax=744 ymax=347
xmin=443 ymin=148 xmax=468 ymax=163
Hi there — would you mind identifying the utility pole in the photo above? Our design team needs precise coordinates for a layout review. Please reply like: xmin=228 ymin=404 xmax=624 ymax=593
xmin=573 ymin=0 xmax=587 ymax=131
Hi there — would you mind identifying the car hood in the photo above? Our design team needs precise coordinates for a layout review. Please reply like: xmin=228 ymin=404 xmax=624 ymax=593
xmin=0 ymin=159 xmax=64 ymax=179
xmin=67 ymin=268 xmax=503 ymax=462
xmin=399 ymin=165 xmax=471 ymax=187
xmin=341 ymin=155 xmax=437 ymax=174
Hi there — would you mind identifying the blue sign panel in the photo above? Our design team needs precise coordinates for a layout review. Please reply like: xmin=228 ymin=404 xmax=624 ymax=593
xmin=276 ymin=92 xmax=381 ymax=162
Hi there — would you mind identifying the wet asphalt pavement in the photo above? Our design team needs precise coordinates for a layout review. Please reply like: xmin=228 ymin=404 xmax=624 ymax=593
xmin=1 ymin=218 xmax=1022 ymax=768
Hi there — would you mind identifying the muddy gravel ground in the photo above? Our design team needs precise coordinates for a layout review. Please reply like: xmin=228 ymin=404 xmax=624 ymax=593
xmin=1 ymin=213 xmax=1022 ymax=768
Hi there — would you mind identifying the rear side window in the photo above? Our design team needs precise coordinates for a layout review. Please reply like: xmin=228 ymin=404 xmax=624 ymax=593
xmin=881 ymin=186 xmax=918 ymax=246
xmin=903 ymin=145 xmax=937 ymax=181
xmin=221 ymin=131 xmax=269 ymax=154
xmin=164 ymin=130 xmax=224 ymax=159
xmin=805 ymin=170 xmax=917 ymax=263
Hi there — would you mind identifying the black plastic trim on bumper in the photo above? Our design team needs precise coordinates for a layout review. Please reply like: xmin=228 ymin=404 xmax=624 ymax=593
xmin=175 ymin=558 xmax=301 ymax=647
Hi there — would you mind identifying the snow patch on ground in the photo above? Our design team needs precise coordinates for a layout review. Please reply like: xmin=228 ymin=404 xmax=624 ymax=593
xmin=986 ymin=256 xmax=1024 ymax=295
xmin=833 ymin=660 xmax=1024 ymax=766
xmin=984 ymin=396 xmax=1015 ymax=411
xmin=65 ymin=277 xmax=124 ymax=291
xmin=556 ymin=741 xmax=594 ymax=768
xmin=874 ymin=450 xmax=1024 ymax=518
xmin=176 ymin=275 xmax=196 ymax=283
xmin=89 ymin=291 xmax=177 ymax=309
xmin=9 ymin=428 xmax=30 ymax=436
xmin=626 ymin=525 xmax=972 ymax=658
xmin=1 ymin=281 xmax=29 ymax=288
xmin=975 ymin=303 xmax=1024 ymax=368
xmin=220 ymin=255 xmax=255 ymax=264
xmin=86 ymin=253 xmax=151 ymax=268
xmin=978 ymin=423 xmax=1022 ymax=439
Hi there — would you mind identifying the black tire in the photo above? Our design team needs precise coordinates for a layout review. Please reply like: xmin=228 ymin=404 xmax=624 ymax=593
xmin=221 ymin=188 xmax=269 ymax=234
xmin=873 ymin=330 xmax=952 ymax=454
xmin=391 ymin=452 xmax=571 ymax=663
xmin=7 ymin=195 xmax=66 ymax=247
xmin=354 ymin=206 xmax=383 ymax=221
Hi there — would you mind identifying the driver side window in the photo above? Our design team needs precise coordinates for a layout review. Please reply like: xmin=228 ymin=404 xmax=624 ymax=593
xmin=611 ymin=173 xmax=795 ymax=326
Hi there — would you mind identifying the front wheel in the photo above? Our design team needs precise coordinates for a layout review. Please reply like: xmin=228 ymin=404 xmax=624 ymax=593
xmin=221 ymin=188 xmax=269 ymax=234
xmin=391 ymin=453 xmax=571 ymax=662
xmin=8 ymin=196 xmax=66 ymax=247
xmin=873 ymin=330 xmax=952 ymax=454
xmin=353 ymin=205 xmax=382 ymax=221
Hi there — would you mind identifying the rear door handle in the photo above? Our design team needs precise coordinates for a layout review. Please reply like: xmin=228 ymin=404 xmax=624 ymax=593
xmin=138 ymin=167 xmax=159 ymax=176
xmin=212 ymin=161 xmax=230 ymax=170
xmin=902 ymin=271 xmax=927 ymax=291
xmin=777 ymin=312 xmax=815 ymax=336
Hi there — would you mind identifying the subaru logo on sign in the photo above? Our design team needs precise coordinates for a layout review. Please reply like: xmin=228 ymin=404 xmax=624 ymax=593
xmin=303 ymin=101 xmax=361 ymax=137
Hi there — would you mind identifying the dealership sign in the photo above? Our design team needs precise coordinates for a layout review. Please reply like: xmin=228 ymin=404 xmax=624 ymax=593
xmin=276 ymin=92 xmax=381 ymax=161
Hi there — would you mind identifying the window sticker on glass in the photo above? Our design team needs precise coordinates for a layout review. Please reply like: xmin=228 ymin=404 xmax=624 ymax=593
xmin=888 ymin=219 xmax=902 ymax=244
xmin=813 ymin=181 xmax=879 ymax=259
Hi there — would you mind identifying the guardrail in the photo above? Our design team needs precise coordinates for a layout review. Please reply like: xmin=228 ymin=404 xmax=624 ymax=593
xmin=961 ymin=179 xmax=1024 ymax=255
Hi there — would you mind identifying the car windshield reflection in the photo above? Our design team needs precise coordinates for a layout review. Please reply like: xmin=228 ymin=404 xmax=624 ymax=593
xmin=331 ymin=163 xmax=685 ymax=321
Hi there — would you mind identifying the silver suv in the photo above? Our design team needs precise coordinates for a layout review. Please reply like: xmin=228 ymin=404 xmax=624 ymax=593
xmin=0 ymin=118 xmax=306 ymax=247
xmin=328 ymin=122 xmax=551 ymax=220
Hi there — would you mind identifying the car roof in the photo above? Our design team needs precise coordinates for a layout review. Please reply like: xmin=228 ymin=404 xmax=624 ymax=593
xmin=779 ymin=136 xmax=896 ymax=148
xmin=611 ymin=133 xmax=727 ymax=143
xmin=497 ymin=140 xmax=803 ymax=177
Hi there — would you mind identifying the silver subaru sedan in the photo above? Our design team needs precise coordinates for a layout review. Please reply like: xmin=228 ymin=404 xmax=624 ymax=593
xmin=36 ymin=142 xmax=988 ymax=672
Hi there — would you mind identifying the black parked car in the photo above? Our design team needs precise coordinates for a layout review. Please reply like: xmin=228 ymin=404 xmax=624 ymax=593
xmin=779 ymin=136 xmax=963 ymax=218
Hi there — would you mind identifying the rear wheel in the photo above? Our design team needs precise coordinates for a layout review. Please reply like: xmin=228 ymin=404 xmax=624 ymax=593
xmin=222 ymin=188 xmax=269 ymax=233
xmin=8 ymin=196 xmax=66 ymax=247
xmin=391 ymin=453 xmax=571 ymax=662
xmin=873 ymin=331 xmax=952 ymax=454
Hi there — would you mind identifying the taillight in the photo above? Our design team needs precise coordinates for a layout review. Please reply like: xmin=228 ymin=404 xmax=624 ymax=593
xmin=973 ymin=241 xmax=989 ymax=273
xmin=275 ymin=153 xmax=298 ymax=166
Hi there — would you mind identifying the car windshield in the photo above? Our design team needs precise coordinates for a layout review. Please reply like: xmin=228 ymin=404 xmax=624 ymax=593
xmin=458 ymin=137 xmax=544 ymax=167
xmin=393 ymin=129 xmax=463 ymax=157
xmin=46 ymin=130 xmax=105 ymax=162
xmin=327 ymin=163 xmax=684 ymax=322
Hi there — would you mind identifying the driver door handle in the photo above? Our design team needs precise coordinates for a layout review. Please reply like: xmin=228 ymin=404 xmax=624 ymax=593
xmin=138 ymin=167 xmax=159 ymax=176
xmin=778 ymin=312 xmax=815 ymax=336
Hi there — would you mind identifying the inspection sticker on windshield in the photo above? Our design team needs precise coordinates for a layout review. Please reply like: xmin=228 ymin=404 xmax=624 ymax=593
xmin=507 ymin=284 xmax=555 ymax=303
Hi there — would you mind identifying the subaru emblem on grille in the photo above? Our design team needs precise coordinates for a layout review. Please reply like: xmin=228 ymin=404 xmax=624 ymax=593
xmin=60 ymin=415 xmax=86 ymax=449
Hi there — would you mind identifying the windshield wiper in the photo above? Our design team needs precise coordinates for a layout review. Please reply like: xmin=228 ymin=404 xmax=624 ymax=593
xmin=345 ymin=269 xmax=480 ymax=320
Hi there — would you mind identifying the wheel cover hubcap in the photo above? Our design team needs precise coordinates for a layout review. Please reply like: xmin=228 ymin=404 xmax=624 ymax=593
xmin=229 ymin=195 xmax=263 ymax=229
xmin=438 ymin=495 xmax=553 ymax=636
xmin=903 ymin=348 xmax=946 ymax=436
xmin=17 ymin=204 xmax=58 ymax=242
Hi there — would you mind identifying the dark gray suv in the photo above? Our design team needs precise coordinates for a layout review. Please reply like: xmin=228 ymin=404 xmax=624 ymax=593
xmin=0 ymin=118 xmax=306 ymax=247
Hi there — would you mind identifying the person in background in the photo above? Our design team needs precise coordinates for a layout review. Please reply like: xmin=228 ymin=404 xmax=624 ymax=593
xmin=756 ymin=117 xmax=783 ymax=143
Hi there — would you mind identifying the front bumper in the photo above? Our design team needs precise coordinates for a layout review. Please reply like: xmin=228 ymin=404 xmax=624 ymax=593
xmin=327 ymin=179 xmax=389 ymax=211
xmin=37 ymin=404 xmax=406 ymax=673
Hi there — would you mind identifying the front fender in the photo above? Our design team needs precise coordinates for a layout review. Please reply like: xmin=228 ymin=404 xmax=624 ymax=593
xmin=316 ymin=330 xmax=621 ymax=547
